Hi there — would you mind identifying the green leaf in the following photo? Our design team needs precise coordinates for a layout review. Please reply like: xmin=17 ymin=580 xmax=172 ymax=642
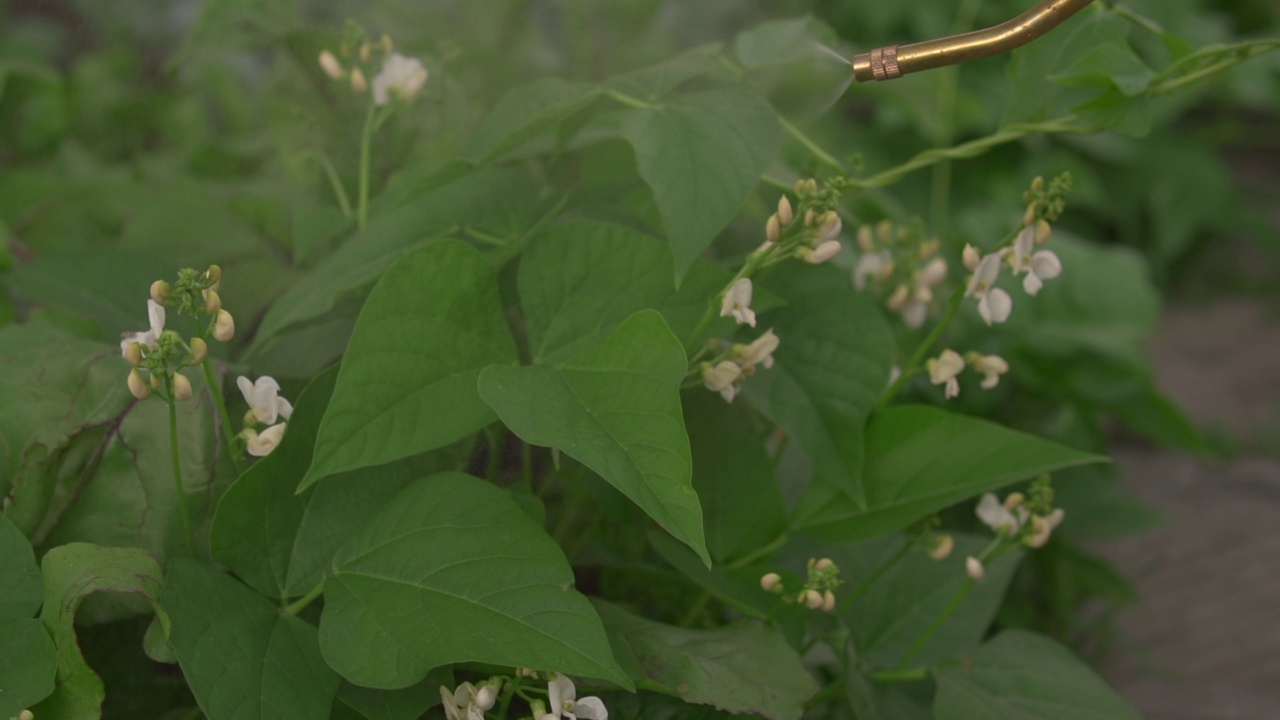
xmin=933 ymin=630 xmax=1141 ymax=720
xmin=319 ymin=472 xmax=630 ymax=690
xmin=302 ymin=240 xmax=517 ymax=490
xmin=464 ymin=77 xmax=601 ymax=163
xmin=796 ymin=406 xmax=1104 ymax=541
xmin=734 ymin=16 xmax=837 ymax=69
xmin=0 ymin=619 xmax=57 ymax=717
xmin=1051 ymin=44 xmax=1154 ymax=97
xmin=597 ymin=602 xmax=817 ymax=720
xmin=161 ymin=558 xmax=340 ymax=720
xmin=646 ymin=531 xmax=774 ymax=620
xmin=835 ymin=534 xmax=1021 ymax=668
xmin=1003 ymin=7 xmax=1132 ymax=123
xmin=34 ymin=543 xmax=166 ymax=720
xmin=621 ymin=88 xmax=780 ymax=282
xmin=336 ymin=670 xmax=451 ymax=720
xmin=606 ymin=47 xmax=724 ymax=102
xmin=479 ymin=311 xmax=707 ymax=566
xmin=0 ymin=513 xmax=42 ymax=620
xmin=744 ymin=273 xmax=895 ymax=506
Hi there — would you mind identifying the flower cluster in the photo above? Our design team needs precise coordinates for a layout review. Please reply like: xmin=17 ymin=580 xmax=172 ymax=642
xmin=237 ymin=376 xmax=294 ymax=457
xmin=966 ymin=476 xmax=1064 ymax=580
xmin=757 ymin=179 xmax=844 ymax=266
xmin=760 ymin=556 xmax=842 ymax=612
xmin=853 ymin=219 xmax=949 ymax=329
xmin=700 ymin=327 xmax=778 ymax=403
xmin=318 ymin=25 xmax=428 ymax=106
xmin=120 ymin=265 xmax=232 ymax=403
xmin=925 ymin=348 xmax=1009 ymax=399
xmin=441 ymin=680 xmax=498 ymax=720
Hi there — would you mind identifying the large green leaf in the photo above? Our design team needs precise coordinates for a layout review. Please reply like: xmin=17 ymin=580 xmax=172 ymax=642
xmin=796 ymin=406 xmax=1104 ymax=541
xmin=464 ymin=77 xmax=601 ymax=163
xmin=33 ymin=544 xmax=166 ymax=720
xmin=302 ymin=240 xmax=517 ymax=490
xmin=621 ymin=88 xmax=780 ymax=281
xmin=734 ymin=16 xmax=837 ymax=69
xmin=745 ymin=271 xmax=895 ymax=507
xmin=319 ymin=473 xmax=630 ymax=690
xmin=335 ymin=671 xmax=451 ymax=720
xmin=0 ymin=512 xmax=42 ymax=620
xmin=479 ymin=311 xmax=707 ymax=566
xmin=835 ymin=534 xmax=1021 ymax=668
xmin=518 ymin=220 xmax=735 ymax=363
xmin=933 ymin=630 xmax=1141 ymax=720
xmin=0 ymin=618 xmax=58 ymax=717
xmin=1003 ymin=6 xmax=1132 ymax=123
xmin=161 ymin=558 xmax=340 ymax=720
xmin=597 ymin=602 xmax=816 ymax=720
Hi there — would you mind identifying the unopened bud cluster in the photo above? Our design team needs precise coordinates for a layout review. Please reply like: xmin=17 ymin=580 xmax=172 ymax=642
xmin=754 ymin=177 xmax=849 ymax=267
xmin=317 ymin=23 xmax=428 ymax=106
xmin=760 ymin=556 xmax=841 ymax=613
xmin=120 ymin=265 xmax=231 ymax=404
xmin=967 ymin=476 xmax=1064 ymax=581
xmin=853 ymin=219 xmax=948 ymax=329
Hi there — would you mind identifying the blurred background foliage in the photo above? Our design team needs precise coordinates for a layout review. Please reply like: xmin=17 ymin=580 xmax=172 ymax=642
xmin=1 ymin=0 xmax=1276 ymax=692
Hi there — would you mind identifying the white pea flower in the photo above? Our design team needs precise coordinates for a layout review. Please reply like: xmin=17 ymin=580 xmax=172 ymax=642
xmin=243 ymin=423 xmax=287 ymax=457
xmin=1009 ymin=226 xmax=1062 ymax=296
xmin=926 ymin=349 xmax=965 ymax=399
xmin=975 ymin=492 xmax=1028 ymax=534
xmin=801 ymin=240 xmax=842 ymax=265
xmin=373 ymin=53 xmax=428 ymax=106
xmin=964 ymin=252 xmax=1012 ymax=325
xmin=237 ymin=376 xmax=294 ymax=425
xmin=544 ymin=674 xmax=608 ymax=720
xmin=900 ymin=286 xmax=934 ymax=329
xmin=967 ymin=353 xmax=1010 ymax=390
xmin=735 ymin=329 xmax=779 ymax=370
xmin=120 ymin=300 xmax=166 ymax=359
xmin=719 ymin=278 xmax=756 ymax=327
xmin=853 ymin=250 xmax=893 ymax=291
xmin=702 ymin=361 xmax=741 ymax=403
xmin=441 ymin=682 xmax=494 ymax=720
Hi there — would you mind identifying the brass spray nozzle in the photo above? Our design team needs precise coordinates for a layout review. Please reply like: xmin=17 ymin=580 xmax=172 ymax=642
xmin=851 ymin=0 xmax=1097 ymax=82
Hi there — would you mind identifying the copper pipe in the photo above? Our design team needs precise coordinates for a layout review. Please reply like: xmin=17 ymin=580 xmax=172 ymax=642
xmin=852 ymin=0 xmax=1097 ymax=82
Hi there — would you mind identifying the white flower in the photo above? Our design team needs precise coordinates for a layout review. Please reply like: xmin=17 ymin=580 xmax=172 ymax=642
xmin=801 ymin=240 xmax=841 ymax=265
xmin=373 ymin=53 xmax=428 ymax=106
xmin=1009 ymin=226 xmax=1062 ymax=296
xmin=853 ymin=250 xmax=893 ymax=291
xmin=719 ymin=278 xmax=756 ymax=327
xmin=926 ymin=349 xmax=965 ymax=399
xmin=735 ymin=329 xmax=779 ymax=370
xmin=702 ymin=361 xmax=741 ymax=403
xmin=237 ymin=376 xmax=294 ymax=425
xmin=975 ymin=492 xmax=1027 ymax=534
xmin=243 ymin=423 xmax=287 ymax=457
xmin=546 ymin=674 xmax=607 ymax=720
xmin=900 ymin=286 xmax=933 ymax=329
xmin=967 ymin=353 xmax=1010 ymax=390
xmin=120 ymin=300 xmax=166 ymax=358
xmin=441 ymin=682 xmax=493 ymax=720
xmin=918 ymin=257 xmax=948 ymax=288
xmin=964 ymin=252 xmax=1012 ymax=325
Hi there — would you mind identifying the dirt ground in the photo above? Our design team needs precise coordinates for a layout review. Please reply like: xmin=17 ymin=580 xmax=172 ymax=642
xmin=1102 ymin=300 xmax=1280 ymax=719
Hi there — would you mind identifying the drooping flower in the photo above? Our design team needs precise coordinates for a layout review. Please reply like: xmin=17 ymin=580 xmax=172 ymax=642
xmin=544 ymin=674 xmax=608 ymax=720
xmin=719 ymin=278 xmax=756 ymax=327
xmin=975 ymin=492 xmax=1027 ymax=534
xmin=237 ymin=376 xmax=294 ymax=425
xmin=800 ymin=240 xmax=841 ymax=265
xmin=967 ymin=353 xmax=1010 ymax=390
xmin=735 ymin=329 xmax=779 ymax=370
xmin=243 ymin=423 xmax=287 ymax=457
xmin=120 ymin=300 xmax=166 ymax=359
xmin=1009 ymin=226 xmax=1062 ymax=296
xmin=702 ymin=361 xmax=741 ymax=403
xmin=926 ymin=349 xmax=965 ymax=399
xmin=964 ymin=252 xmax=1012 ymax=325
xmin=373 ymin=53 xmax=428 ymax=106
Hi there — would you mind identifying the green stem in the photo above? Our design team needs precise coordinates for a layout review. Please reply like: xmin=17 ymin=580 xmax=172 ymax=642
xmin=604 ymin=88 xmax=654 ymax=109
xmin=357 ymin=102 xmax=377 ymax=229
xmin=894 ymin=579 xmax=974 ymax=670
xmin=167 ymin=391 xmax=196 ymax=557
xmin=728 ymin=531 xmax=790 ymax=568
xmin=201 ymin=358 xmax=243 ymax=475
xmin=484 ymin=426 xmax=501 ymax=481
xmin=318 ymin=153 xmax=353 ymax=218
xmin=877 ymin=288 xmax=965 ymax=409
xmin=779 ymin=116 xmax=844 ymax=172
xmin=679 ymin=591 xmax=711 ymax=626
xmin=869 ymin=667 xmax=930 ymax=682
xmin=284 ymin=581 xmax=325 ymax=616
xmin=837 ymin=539 xmax=913 ymax=615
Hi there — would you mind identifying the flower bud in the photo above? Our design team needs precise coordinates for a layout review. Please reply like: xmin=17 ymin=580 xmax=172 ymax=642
xmin=351 ymin=68 xmax=368 ymax=94
xmin=150 ymin=373 xmax=162 ymax=389
xmin=814 ymin=558 xmax=834 ymax=572
xmin=150 ymin=280 xmax=171 ymax=305
xmin=1035 ymin=218 xmax=1052 ymax=245
xmin=875 ymin=220 xmax=893 ymax=244
xmin=965 ymin=556 xmax=985 ymax=581
xmin=19 ymin=711 xmax=34 ymax=720
xmin=760 ymin=572 xmax=782 ymax=592
xmin=804 ymin=179 xmax=818 ymax=194
xmin=777 ymin=196 xmax=794 ymax=226
xmin=857 ymin=225 xmax=874 ymax=252
xmin=793 ymin=179 xmax=807 ymax=195
xmin=318 ymin=50 xmax=343 ymax=79
xmin=475 ymin=684 xmax=497 ymax=711
xmin=919 ymin=257 xmax=948 ymax=288
xmin=1003 ymin=492 xmax=1025 ymax=510
xmin=929 ymin=534 xmax=955 ymax=560
xmin=886 ymin=284 xmax=910 ymax=311
xmin=173 ymin=373 xmax=193 ymax=401
xmin=381 ymin=34 xmax=394 ymax=53
xmin=204 ymin=289 xmax=221 ymax=313
xmin=189 ymin=337 xmax=208 ymax=364
xmin=962 ymin=243 xmax=981 ymax=272
xmin=214 ymin=310 xmax=235 ymax=342
xmin=765 ymin=214 xmax=781 ymax=243
xmin=821 ymin=589 xmax=837 ymax=612
xmin=918 ymin=239 xmax=940 ymax=259
xmin=816 ymin=212 xmax=842 ymax=241
xmin=1031 ymin=176 xmax=1045 ymax=193
xmin=359 ymin=42 xmax=371 ymax=62
xmin=805 ymin=240 xmax=841 ymax=265
xmin=1023 ymin=204 xmax=1037 ymax=228
xmin=803 ymin=589 xmax=824 ymax=609
xmin=803 ymin=209 xmax=816 ymax=227
xmin=123 ymin=342 xmax=144 ymax=367
xmin=205 ymin=264 xmax=222 ymax=291
xmin=127 ymin=369 xmax=150 ymax=399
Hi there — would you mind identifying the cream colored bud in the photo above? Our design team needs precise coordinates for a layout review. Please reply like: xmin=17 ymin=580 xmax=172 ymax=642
xmin=930 ymin=534 xmax=955 ymax=560
xmin=1003 ymin=492 xmax=1025 ymax=510
xmin=821 ymin=589 xmax=837 ymax=612
xmin=124 ymin=342 xmax=144 ymax=367
xmin=805 ymin=179 xmax=818 ymax=194
xmin=1023 ymin=204 xmax=1037 ymax=228
xmin=150 ymin=373 xmax=162 ymax=390
xmin=128 ymin=369 xmax=150 ymax=399
xmin=886 ymin=284 xmax=910 ymax=311
xmin=351 ymin=68 xmax=368 ymax=94
xmin=875 ymin=220 xmax=893 ymax=244
xmin=204 ymin=289 xmax=221 ymax=313
xmin=475 ymin=684 xmax=497 ymax=711
xmin=765 ymin=214 xmax=781 ymax=243
xmin=803 ymin=589 xmax=824 ymax=609
xmin=814 ymin=558 xmax=834 ymax=572
xmin=805 ymin=240 xmax=841 ymax=265
xmin=919 ymin=257 xmax=948 ymax=288
xmin=966 ymin=556 xmax=985 ymax=581
xmin=150 ymin=280 xmax=170 ymax=305
xmin=803 ymin=209 xmax=816 ymax=227
xmin=189 ymin=337 xmax=208 ymax=364
xmin=918 ymin=239 xmax=940 ymax=259
xmin=760 ymin=572 xmax=782 ymax=592
xmin=318 ymin=50 xmax=343 ymax=79
xmin=173 ymin=373 xmax=193 ymax=401
xmin=793 ymin=179 xmax=807 ymax=195
xmin=359 ymin=42 xmax=371 ymax=62
xmin=857 ymin=225 xmax=874 ymax=252
xmin=816 ymin=211 xmax=842 ymax=241
xmin=777 ymin=196 xmax=794 ymax=226
xmin=962 ymin=243 xmax=981 ymax=272
xmin=19 ymin=711 xmax=34 ymax=720
xmin=1031 ymin=176 xmax=1045 ymax=193
xmin=1035 ymin=218 xmax=1052 ymax=245
xmin=213 ymin=310 xmax=235 ymax=342
xmin=205 ymin=265 xmax=222 ymax=293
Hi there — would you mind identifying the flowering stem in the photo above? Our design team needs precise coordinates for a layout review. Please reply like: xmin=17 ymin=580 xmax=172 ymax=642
xmin=682 ymin=246 xmax=777 ymax=356
xmin=779 ymin=116 xmax=844 ymax=171
xmin=893 ymin=578 xmax=973 ymax=671
xmin=836 ymin=539 xmax=913 ymax=615
xmin=201 ymin=358 xmax=243 ymax=475
xmin=284 ymin=581 xmax=325 ymax=616
xmin=318 ymin=153 xmax=353 ymax=218
xmin=357 ymin=102 xmax=377 ymax=229
xmin=727 ymin=530 xmax=790 ymax=568
xmin=876 ymin=288 xmax=964 ymax=410
xmin=167 ymin=391 xmax=197 ymax=558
